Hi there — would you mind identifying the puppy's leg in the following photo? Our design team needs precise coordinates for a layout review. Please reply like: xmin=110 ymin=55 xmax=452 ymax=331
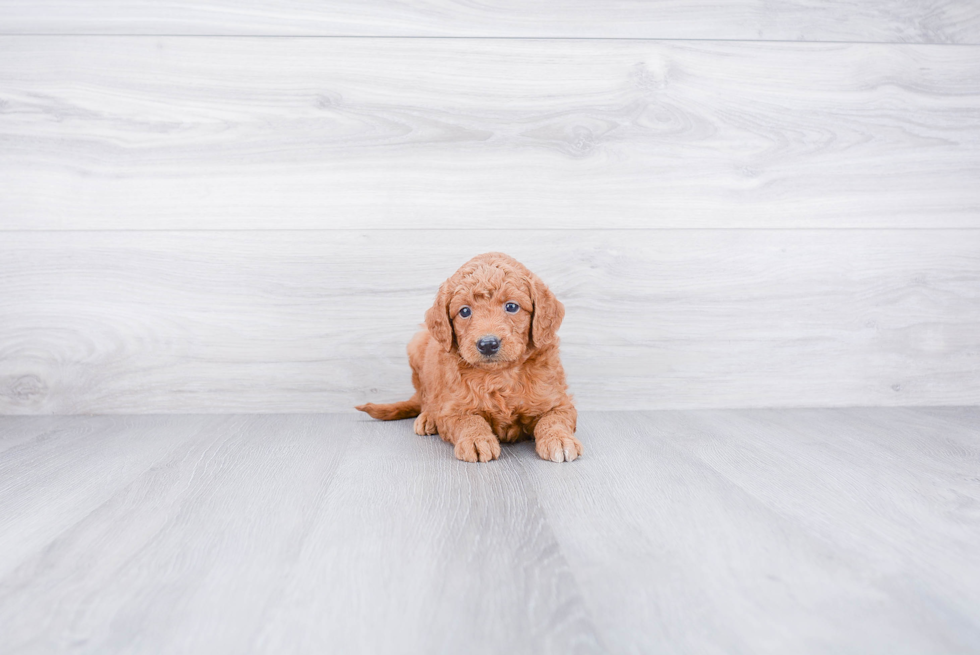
xmin=408 ymin=330 xmax=437 ymax=436
xmin=440 ymin=414 xmax=501 ymax=463
xmin=534 ymin=404 xmax=582 ymax=463
xmin=413 ymin=412 xmax=438 ymax=436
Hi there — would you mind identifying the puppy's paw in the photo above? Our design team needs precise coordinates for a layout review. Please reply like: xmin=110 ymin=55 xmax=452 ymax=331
xmin=454 ymin=435 xmax=501 ymax=463
xmin=535 ymin=430 xmax=583 ymax=463
xmin=413 ymin=412 xmax=437 ymax=436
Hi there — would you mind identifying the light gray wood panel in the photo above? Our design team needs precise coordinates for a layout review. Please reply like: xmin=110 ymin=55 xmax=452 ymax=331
xmin=0 ymin=415 xmax=232 ymax=580
xmin=0 ymin=414 xmax=599 ymax=654
xmin=3 ymin=38 xmax=980 ymax=230
xmin=0 ymin=1 xmax=978 ymax=43
xmin=1 ymin=229 xmax=977 ymax=414
xmin=526 ymin=409 xmax=980 ymax=653
xmin=2 ymin=410 xmax=978 ymax=653
xmin=0 ymin=415 xmax=71 ymax=454
xmin=660 ymin=408 xmax=980 ymax=647
xmin=250 ymin=416 xmax=600 ymax=655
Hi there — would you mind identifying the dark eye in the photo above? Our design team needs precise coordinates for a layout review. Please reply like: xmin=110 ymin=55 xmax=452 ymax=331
xmin=458 ymin=306 xmax=472 ymax=318
xmin=504 ymin=302 xmax=520 ymax=314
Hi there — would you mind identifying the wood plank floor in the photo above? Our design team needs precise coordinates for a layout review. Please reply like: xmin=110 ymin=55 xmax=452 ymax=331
xmin=1 ymin=409 xmax=978 ymax=654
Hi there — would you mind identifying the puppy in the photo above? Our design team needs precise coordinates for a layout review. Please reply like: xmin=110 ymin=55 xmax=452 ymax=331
xmin=356 ymin=252 xmax=582 ymax=463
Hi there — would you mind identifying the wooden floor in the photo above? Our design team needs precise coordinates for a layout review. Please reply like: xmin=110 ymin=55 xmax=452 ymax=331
xmin=1 ymin=409 xmax=978 ymax=654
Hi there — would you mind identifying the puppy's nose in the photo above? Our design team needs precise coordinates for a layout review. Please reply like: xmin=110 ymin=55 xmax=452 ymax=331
xmin=477 ymin=335 xmax=501 ymax=356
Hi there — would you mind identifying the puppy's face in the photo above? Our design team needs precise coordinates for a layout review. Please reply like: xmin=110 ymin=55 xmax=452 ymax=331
xmin=449 ymin=275 xmax=532 ymax=369
xmin=425 ymin=253 xmax=565 ymax=369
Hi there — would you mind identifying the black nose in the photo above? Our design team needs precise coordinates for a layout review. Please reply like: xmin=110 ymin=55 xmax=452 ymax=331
xmin=477 ymin=336 xmax=500 ymax=356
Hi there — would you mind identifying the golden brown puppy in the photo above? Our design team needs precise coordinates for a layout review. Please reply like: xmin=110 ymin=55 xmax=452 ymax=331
xmin=356 ymin=252 xmax=582 ymax=463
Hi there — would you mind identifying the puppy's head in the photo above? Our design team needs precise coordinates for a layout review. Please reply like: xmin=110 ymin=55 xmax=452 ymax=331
xmin=425 ymin=252 xmax=564 ymax=369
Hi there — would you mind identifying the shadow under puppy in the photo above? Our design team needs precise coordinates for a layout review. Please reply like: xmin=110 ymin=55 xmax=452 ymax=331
xmin=357 ymin=252 xmax=582 ymax=463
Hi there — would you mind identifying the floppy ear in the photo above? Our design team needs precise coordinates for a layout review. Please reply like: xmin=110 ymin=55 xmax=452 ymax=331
xmin=425 ymin=282 xmax=455 ymax=352
xmin=528 ymin=273 xmax=564 ymax=349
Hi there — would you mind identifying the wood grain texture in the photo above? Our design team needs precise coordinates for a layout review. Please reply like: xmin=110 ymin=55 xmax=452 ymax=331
xmin=0 ymin=1 xmax=978 ymax=43
xmin=667 ymin=407 xmax=980 ymax=649
xmin=1 ymin=409 xmax=978 ymax=653
xmin=527 ymin=409 xmax=980 ymax=653
xmin=0 ymin=415 xmax=233 ymax=580
xmin=0 ymin=413 xmax=599 ymax=655
xmin=249 ymin=415 xmax=600 ymax=655
xmin=1 ymin=229 xmax=977 ymax=414
xmin=2 ymin=38 xmax=979 ymax=230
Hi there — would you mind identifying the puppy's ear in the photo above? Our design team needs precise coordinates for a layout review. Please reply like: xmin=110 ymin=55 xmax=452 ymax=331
xmin=425 ymin=282 xmax=455 ymax=352
xmin=528 ymin=273 xmax=564 ymax=349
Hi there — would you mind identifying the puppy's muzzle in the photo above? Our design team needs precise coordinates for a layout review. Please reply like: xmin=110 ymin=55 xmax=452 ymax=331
xmin=477 ymin=335 xmax=501 ymax=356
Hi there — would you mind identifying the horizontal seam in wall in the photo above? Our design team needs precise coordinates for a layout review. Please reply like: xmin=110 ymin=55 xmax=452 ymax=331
xmin=3 ymin=227 xmax=980 ymax=234
xmin=0 ymin=34 xmax=978 ymax=47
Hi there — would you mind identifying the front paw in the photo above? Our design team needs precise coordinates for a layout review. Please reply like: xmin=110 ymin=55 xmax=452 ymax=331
xmin=535 ymin=430 xmax=583 ymax=463
xmin=413 ymin=412 xmax=437 ymax=436
xmin=454 ymin=435 xmax=501 ymax=463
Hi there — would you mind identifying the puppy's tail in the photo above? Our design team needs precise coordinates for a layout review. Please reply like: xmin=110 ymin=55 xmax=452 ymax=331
xmin=355 ymin=394 xmax=421 ymax=421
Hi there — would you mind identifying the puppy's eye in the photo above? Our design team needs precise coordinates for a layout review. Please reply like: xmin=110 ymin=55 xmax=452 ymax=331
xmin=504 ymin=302 xmax=520 ymax=314
xmin=458 ymin=306 xmax=472 ymax=318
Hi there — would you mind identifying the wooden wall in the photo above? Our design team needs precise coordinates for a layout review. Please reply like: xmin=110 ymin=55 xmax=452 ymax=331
xmin=1 ymin=3 xmax=979 ymax=413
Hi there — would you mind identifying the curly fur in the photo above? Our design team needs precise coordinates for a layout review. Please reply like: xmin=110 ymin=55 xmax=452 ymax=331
xmin=356 ymin=252 xmax=582 ymax=463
